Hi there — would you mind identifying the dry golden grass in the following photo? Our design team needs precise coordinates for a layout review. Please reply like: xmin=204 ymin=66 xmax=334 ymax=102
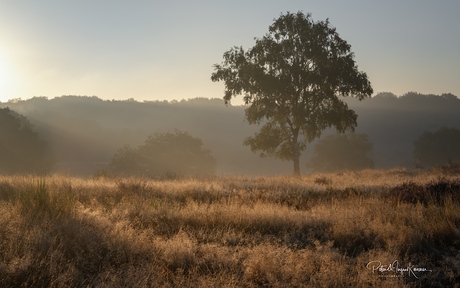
xmin=0 ymin=168 xmax=459 ymax=287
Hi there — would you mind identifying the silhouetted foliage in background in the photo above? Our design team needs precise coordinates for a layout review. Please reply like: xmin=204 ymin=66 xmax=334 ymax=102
xmin=1 ymin=93 xmax=459 ymax=176
xmin=346 ymin=92 xmax=460 ymax=169
xmin=413 ymin=127 xmax=460 ymax=168
xmin=211 ymin=11 xmax=372 ymax=175
xmin=110 ymin=130 xmax=216 ymax=178
xmin=0 ymin=107 xmax=50 ymax=174
xmin=310 ymin=133 xmax=374 ymax=172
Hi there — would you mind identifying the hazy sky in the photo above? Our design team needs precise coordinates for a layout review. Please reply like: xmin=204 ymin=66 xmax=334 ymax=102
xmin=0 ymin=0 xmax=459 ymax=104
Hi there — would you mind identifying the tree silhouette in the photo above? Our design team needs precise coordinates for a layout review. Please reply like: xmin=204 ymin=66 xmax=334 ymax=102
xmin=0 ymin=107 xmax=50 ymax=174
xmin=110 ymin=130 xmax=216 ymax=177
xmin=211 ymin=11 xmax=372 ymax=175
xmin=310 ymin=133 xmax=374 ymax=172
xmin=414 ymin=127 xmax=460 ymax=168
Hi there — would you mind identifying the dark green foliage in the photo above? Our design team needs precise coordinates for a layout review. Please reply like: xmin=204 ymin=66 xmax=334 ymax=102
xmin=414 ymin=127 xmax=460 ymax=168
xmin=436 ymin=162 xmax=460 ymax=175
xmin=212 ymin=11 xmax=373 ymax=175
xmin=385 ymin=179 xmax=460 ymax=206
xmin=313 ymin=176 xmax=333 ymax=186
xmin=310 ymin=132 xmax=374 ymax=172
xmin=110 ymin=145 xmax=145 ymax=176
xmin=0 ymin=182 xmax=15 ymax=201
xmin=110 ymin=130 xmax=216 ymax=177
xmin=0 ymin=107 xmax=50 ymax=174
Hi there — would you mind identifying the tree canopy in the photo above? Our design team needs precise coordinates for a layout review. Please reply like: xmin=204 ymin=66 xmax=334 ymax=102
xmin=110 ymin=130 xmax=216 ymax=178
xmin=310 ymin=132 xmax=374 ymax=172
xmin=0 ymin=107 xmax=50 ymax=174
xmin=211 ymin=11 xmax=373 ymax=175
xmin=414 ymin=127 xmax=460 ymax=168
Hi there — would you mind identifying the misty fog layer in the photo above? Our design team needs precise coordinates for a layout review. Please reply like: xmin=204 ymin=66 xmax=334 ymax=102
xmin=346 ymin=92 xmax=460 ymax=168
xmin=1 ymin=92 xmax=459 ymax=176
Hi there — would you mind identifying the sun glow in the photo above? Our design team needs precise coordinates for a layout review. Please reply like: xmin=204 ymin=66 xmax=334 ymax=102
xmin=0 ymin=51 xmax=13 ymax=102
xmin=0 ymin=57 xmax=7 ymax=86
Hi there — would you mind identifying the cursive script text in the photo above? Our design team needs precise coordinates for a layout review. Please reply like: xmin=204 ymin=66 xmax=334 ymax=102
xmin=366 ymin=260 xmax=432 ymax=279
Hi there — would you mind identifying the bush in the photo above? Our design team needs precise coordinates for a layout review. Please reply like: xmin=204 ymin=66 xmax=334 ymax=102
xmin=414 ymin=127 xmax=460 ymax=168
xmin=310 ymin=133 xmax=374 ymax=172
xmin=385 ymin=179 xmax=460 ymax=205
xmin=110 ymin=130 xmax=216 ymax=178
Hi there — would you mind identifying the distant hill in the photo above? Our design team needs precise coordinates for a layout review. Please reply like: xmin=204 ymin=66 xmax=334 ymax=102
xmin=1 ymin=92 xmax=459 ymax=175
xmin=346 ymin=92 xmax=460 ymax=168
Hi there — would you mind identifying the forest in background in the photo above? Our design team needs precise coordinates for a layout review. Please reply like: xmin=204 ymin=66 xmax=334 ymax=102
xmin=1 ymin=92 xmax=459 ymax=176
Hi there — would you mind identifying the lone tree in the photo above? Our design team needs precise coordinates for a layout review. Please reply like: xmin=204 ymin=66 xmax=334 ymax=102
xmin=211 ymin=11 xmax=373 ymax=175
xmin=310 ymin=132 xmax=374 ymax=172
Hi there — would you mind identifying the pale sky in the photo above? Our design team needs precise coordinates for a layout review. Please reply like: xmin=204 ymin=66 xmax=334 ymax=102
xmin=0 ymin=0 xmax=459 ymax=104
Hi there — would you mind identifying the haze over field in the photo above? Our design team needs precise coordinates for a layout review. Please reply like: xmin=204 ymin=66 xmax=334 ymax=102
xmin=1 ymin=93 xmax=459 ymax=176
xmin=0 ymin=1 xmax=459 ymax=103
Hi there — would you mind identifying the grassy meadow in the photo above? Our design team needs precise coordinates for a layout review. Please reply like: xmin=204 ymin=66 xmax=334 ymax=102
xmin=0 ymin=168 xmax=459 ymax=287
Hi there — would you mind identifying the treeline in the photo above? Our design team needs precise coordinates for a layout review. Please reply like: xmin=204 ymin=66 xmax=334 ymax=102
xmin=348 ymin=92 xmax=460 ymax=168
xmin=0 ymin=92 xmax=459 ymax=176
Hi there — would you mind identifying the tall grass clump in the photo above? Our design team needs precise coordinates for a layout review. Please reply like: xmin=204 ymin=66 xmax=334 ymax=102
xmin=16 ymin=178 xmax=76 ymax=220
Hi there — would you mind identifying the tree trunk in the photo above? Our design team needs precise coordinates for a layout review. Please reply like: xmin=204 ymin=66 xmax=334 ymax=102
xmin=292 ymin=130 xmax=301 ymax=176
xmin=293 ymin=156 xmax=300 ymax=176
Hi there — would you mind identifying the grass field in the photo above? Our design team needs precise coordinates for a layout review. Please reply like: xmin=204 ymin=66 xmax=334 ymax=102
xmin=0 ymin=168 xmax=459 ymax=287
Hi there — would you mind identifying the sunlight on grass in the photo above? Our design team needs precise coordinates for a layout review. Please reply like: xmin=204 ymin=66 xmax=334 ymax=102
xmin=0 ymin=169 xmax=459 ymax=287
